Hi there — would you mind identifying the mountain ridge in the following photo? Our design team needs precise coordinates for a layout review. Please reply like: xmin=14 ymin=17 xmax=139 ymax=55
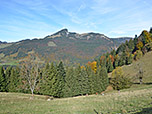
xmin=0 ymin=29 xmax=132 ymax=64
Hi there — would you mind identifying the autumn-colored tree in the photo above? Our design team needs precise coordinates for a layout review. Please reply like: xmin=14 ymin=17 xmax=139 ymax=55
xmin=109 ymin=55 xmax=114 ymax=63
xmin=114 ymin=54 xmax=119 ymax=68
xmin=134 ymin=50 xmax=143 ymax=60
xmin=142 ymin=30 xmax=152 ymax=44
xmin=126 ymin=54 xmax=133 ymax=65
xmin=20 ymin=53 xmax=41 ymax=96
xmin=110 ymin=67 xmax=132 ymax=90
xmin=136 ymin=41 xmax=143 ymax=50
xmin=87 ymin=61 xmax=97 ymax=73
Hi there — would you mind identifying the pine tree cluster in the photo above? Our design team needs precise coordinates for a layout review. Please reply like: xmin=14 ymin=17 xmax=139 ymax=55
xmin=0 ymin=62 xmax=109 ymax=98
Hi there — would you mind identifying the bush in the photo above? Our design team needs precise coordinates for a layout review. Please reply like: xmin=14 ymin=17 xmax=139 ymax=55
xmin=110 ymin=67 xmax=132 ymax=90
xmin=134 ymin=50 xmax=143 ymax=60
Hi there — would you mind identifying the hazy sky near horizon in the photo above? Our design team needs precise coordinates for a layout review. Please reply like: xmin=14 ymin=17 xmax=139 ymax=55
xmin=0 ymin=0 xmax=152 ymax=42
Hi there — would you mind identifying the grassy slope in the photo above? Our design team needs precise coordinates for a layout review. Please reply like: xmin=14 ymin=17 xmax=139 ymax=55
xmin=0 ymin=52 xmax=152 ymax=114
xmin=0 ymin=86 xmax=152 ymax=114
xmin=122 ymin=51 xmax=152 ymax=83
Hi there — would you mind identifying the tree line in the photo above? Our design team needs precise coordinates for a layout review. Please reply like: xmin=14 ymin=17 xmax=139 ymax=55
xmin=0 ymin=60 xmax=108 ymax=98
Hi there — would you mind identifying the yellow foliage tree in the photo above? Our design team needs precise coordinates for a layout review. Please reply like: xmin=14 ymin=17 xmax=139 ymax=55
xmin=110 ymin=67 xmax=132 ymax=90
xmin=136 ymin=41 xmax=143 ymax=50
xmin=142 ymin=30 xmax=152 ymax=44
xmin=87 ymin=61 xmax=97 ymax=73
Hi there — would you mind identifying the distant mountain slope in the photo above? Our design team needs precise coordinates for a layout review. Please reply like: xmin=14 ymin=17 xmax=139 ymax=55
xmin=0 ymin=29 xmax=131 ymax=64
xmin=111 ymin=37 xmax=132 ymax=44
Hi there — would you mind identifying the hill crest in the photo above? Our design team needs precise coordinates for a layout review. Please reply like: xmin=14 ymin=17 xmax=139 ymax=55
xmin=0 ymin=29 xmax=132 ymax=64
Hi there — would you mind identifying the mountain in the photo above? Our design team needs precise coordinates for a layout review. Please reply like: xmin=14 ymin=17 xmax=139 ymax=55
xmin=0 ymin=29 xmax=132 ymax=64
xmin=111 ymin=37 xmax=132 ymax=44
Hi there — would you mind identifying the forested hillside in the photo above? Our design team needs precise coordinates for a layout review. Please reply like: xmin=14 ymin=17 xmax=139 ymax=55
xmin=0 ymin=29 xmax=131 ymax=64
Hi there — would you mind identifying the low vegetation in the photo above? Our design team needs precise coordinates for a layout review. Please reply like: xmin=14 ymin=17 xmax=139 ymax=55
xmin=0 ymin=85 xmax=152 ymax=114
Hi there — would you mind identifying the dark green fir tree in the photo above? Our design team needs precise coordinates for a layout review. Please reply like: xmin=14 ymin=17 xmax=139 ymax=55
xmin=0 ymin=66 xmax=6 ymax=92
xmin=52 ymin=61 xmax=66 ymax=98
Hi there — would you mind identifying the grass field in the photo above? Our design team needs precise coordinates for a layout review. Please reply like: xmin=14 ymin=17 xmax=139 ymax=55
xmin=108 ymin=51 xmax=152 ymax=83
xmin=0 ymin=84 xmax=152 ymax=114
xmin=122 ymin=51 xmax=152 ymax=83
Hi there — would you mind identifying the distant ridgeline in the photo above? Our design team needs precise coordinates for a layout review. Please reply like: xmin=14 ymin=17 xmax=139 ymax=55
xmin=0 ymin=29 xmax=131 ymax=65
xmin=0 ymin=28 xmax=152 ymax=98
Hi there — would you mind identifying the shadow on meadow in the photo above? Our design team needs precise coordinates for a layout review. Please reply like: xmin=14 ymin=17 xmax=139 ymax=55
xmin=134 ymin=107 xmax=152 ymax=114
xmin=133 ymin=82 xmax=152 ymax=85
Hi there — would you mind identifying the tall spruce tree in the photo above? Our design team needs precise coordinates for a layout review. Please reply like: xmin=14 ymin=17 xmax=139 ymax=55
xmin=128 ymin=39 xmax=135 ymax=52
xmin=80 ymin=67 xmax=89 ymax=95
xmin=7 ymin=68 xmax=20 ymax=92
xmin=126 ymin=54 xmax=133 ymax=65
xmin=73 ymin=65 xmax=82 ymax=96
xmin=114 ymin=55 xmax=119 ymax=68
xmin=100 ymin=66 xmax=109 ymax=91
xmin=39 ymin=62 xmax=57 ymax=95
xmin=95 ymin=66 xmax=104 ymax=93
xmin=40 ymin=62 xmax=49 ymax=95
xmin=0 ymin=66 xmax=5 ymax=92
xmin=64 ymin=66 xmax=75 ymax=97
xmin=86 ymin=66 xmax=95 ymax=94
xmin=106 ymin=57 xmax=114 ymax=73
xmin=52 ymin=61 xmax=66 ymax=98
xmin=5 ymin=66 xmax=12 ymax=92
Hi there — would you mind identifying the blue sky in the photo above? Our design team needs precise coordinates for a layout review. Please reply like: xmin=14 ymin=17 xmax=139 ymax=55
xmin=0 ymin=0 xmax=152 ymax=42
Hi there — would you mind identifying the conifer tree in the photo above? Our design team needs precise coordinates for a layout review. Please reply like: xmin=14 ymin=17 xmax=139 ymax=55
xmin=80 ymin=67 xmax=89 ymax=95
xmin=39 ymin=62 xmax=57 ymax=96
xmin=126 ymin=54 xmax=133 ymax=65
xmin=128 ymin=39 xmax=135 ymax=52
xmin=106 ymin=57 xmax=113 ymax=73
xmin=100 ymin=66 xmax=109 ymax=91
xmin=95 ymin=66 xmax=104 ymax=93
xmin=73 ymin=65 xmax=82 ymax=96
xmin=114 ymin=55 xmax=119 ymax=68
xmin=100 ymin=56 xmax=106 ymax=67
xmin=119 ymin=52 xmax=126 ymax=66
xmin=150 ymin=27 xmax=152 ymax=34
xmin=7 ymin=68 xmax=20 ymax=92
xmin=86 ymin=66 xmax=96 ymax=94
xmin=5 ymin=66 xmax=12 ymax=92
xmin=39 ymin=62 xmax=50 ymax=95
xmin=52 ymin=61 xmax=66 ymax=98
xmin=0 ymin=66 xmax=5 ymax=92
xmin=64 ymin=67 xmax=73 ymax=97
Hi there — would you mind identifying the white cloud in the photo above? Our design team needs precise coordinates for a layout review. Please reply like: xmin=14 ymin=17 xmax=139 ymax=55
xmin=109 ymin=31 xmax=126 ymax=34
xmin=77 ymin=3 xmax=86 ymax=12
